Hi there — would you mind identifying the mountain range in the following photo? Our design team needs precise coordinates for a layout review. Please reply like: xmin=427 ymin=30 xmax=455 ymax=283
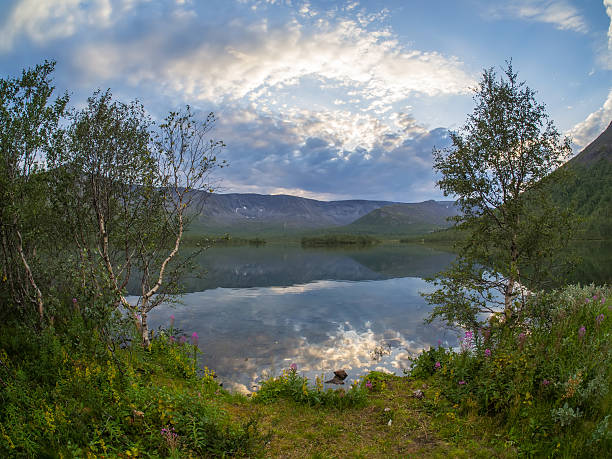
xmin=189 ymin=193 xmax=459 ymax=237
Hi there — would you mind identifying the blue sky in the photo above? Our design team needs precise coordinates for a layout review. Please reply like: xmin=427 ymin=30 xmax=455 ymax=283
xmin=1 ymin=0 xmax=610 ymax=202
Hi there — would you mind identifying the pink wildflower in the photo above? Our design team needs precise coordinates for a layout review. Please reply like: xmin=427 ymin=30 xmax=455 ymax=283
xmin=596 ymin=314 xmax=605 ymax=326
xmin=484 ymin=348 xmax=491 ymax=357
xmin=191 ymin=332 xmax=199 ymax=346
xmin=578 ymin=326 xmax=586 ymax=339
xmin=434 ymin=361 xmax=441 ymax=369
xmin=365 ymin=380 xmax=373 ymax=389
xmin=542 ymin=379 xmax=550 ymax=386
xmin=290 ymin=363 xmax=297 ymax=372
xmin=458 ymin=380 xmax=466 ymax=385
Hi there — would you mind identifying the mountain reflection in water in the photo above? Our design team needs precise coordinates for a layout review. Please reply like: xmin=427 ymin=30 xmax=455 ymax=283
xmin=144 ymin=243 xmax=458 ymax=393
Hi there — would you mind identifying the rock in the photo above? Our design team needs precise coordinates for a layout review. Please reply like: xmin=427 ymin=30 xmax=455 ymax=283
xmin=413 ymin=389 xmax=424 ymax=399
xmin=325 ymin=369 xmax=348 ymax=384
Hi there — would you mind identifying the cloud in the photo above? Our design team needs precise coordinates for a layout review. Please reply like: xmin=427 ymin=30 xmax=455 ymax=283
xmin=568 ymin=89 xmax=612 ymax=149
xmin=71 ymin=2 xmax=474 ymax=108
xmin=211 ymin=104 xmax=450 ymax=201
xmin=486 ymin=0 xmax=588 ymax=33
xmin=0 ymin=0 xmax=149 ymax=51
xmin=606 ymin=0 xmax=612 ymax=49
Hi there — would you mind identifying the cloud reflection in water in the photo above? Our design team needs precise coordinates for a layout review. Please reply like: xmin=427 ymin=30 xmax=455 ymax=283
xmin=147 ymin=277 xmax=458 ymax=393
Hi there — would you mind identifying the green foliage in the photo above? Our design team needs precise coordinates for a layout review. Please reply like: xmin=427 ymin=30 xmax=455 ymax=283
xmin=0 ymin=311 xmax=267 ymax=457
xmin=425 ymin=61 xmax=576 ymax=329
xmin=255 ymin=367 xmax=367 ymax=409
xmin=412 ymin=285 xmax=612 ymax=457
xmin=301 ymin=234 xmax=380 ymax=248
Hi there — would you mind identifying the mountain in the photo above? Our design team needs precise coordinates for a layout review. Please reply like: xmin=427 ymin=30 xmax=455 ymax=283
xmin=187 ymin=193 xmax=461 ymax=237
xmin=189 ymin=193 xmax=398 ymax=235
xmin=340 ymin=201 xmax=460 ymax=235
xmin=557 ymin=121 xmax=612 ymax=239
xmin=570 ymin=121 xmax=612 ymax=165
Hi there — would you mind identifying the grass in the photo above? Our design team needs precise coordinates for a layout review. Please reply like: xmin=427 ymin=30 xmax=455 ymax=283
xmin=301 ymin=234 xmax=380 ymax=248
xmin=1 ymin=284 xmax=610 ymax=457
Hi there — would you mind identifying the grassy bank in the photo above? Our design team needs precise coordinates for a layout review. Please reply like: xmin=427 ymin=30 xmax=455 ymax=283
xmin=1 ymin=284 xmax=610 ymax=457
xmin=301 ymin=234 xmax=380 ymax=248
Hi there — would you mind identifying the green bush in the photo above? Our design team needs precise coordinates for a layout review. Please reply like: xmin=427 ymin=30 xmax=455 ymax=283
xmin=255 ymin=366 xmax=367 ymax=409
xmin=411 ymin=284 xmax=612 ymax=457
xmin=0 ymin=309 xmax=267 ymax=457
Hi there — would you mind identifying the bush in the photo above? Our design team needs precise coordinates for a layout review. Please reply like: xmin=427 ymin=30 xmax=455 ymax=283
xmin=410 ymin=284 xmax=612 ymax=457
xmin=0 ymin=309 xmax=267 ymax=457
xmin=255 ymin=366 xmax=367 ymax=409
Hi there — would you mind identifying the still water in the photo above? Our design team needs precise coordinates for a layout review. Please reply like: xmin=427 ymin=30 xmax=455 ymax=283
xmin=141 ymin=240 xmax=611 ymax=393
xmin=143 ymin=243 xmax=459 ymax=393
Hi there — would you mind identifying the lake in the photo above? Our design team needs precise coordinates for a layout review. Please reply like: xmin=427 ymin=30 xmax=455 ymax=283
xmin=142 ymin=240 xmax=611 ymax=393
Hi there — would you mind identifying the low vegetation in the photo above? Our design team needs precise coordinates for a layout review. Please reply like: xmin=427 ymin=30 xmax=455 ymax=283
xmin=2 ymin=284 xmax=608 ymax=457
xmin=301 ymin=234 xmax=380 ymax=248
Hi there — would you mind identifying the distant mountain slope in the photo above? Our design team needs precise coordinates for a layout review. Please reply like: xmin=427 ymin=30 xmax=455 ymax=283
xmin=570 ymin=121 xmax=612 ymax=165
xmin=189 ymin=193 xmax=397 ymax=235
xmin=340 ymin=200 xmax=460 ymax=236
xmin=558 ymin=121 xmax=612 ymax=239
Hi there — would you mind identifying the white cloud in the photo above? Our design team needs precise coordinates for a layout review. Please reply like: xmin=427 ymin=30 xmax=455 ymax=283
xmin=486 ymin=0 xmax=588 ymax=33
xmin=606 ymin=0 xmax=612 ymax=49
xmin=0 ymin=0 xmax=151 ymax=51
xmin=72 ymin=6 xmax=474 ymax=108
xmin=568 ymin=89 xmax=612 ymax=149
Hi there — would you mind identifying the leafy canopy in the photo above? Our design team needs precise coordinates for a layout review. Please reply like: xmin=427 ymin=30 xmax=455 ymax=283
xmin=424 ymin=61 xmax=574 ymax=330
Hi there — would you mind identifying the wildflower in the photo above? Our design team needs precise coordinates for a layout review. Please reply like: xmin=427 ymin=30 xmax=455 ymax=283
xmin=179 ymin=336 xmax=186 ymax=344
xmin=72 ymin=298 xmax=77 ymax=304
xmin=596 ymin=314 xmax=604 ymax=326
xmin=460 ymin=330 xmax=474 ymax=352
xmin=578 ymin=326 xmax=586 ymax=339
xmin=169 ymin=336 xmax=175 ymax=343
xmin=191 ymin=332 xmax=199 ymax=346
xmin=365 ymin=380 xmax=372 ymax=389
xmin=542 ymin=379 xmax=550 ymax=386
xmin=290 ymin=363 xmax=297 ymax=372
xmin=170 ymin=314 xmax=175 ymax=328
xmin=437 ymin=339 xmax=442 ymax=347
xmin=484 ymin=348 xmax=491 ymax=357
xmin=434 ymin=361 xmax=441 ymax=369
xmin=458 ymin=380 xmax=466 ymax=385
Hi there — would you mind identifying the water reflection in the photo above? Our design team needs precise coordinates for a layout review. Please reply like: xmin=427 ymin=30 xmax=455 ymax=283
xmin=140 ymin=241 xmax=609 ymax=393
xmin=166 ymin=243 xmax=456 ymax=293
xmin=147 ymin=276 xmax=458 ymax=393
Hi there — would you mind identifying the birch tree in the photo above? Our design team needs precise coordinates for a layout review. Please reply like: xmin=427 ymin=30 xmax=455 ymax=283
xmin=423 ymin=62 xmax=574 ymax=331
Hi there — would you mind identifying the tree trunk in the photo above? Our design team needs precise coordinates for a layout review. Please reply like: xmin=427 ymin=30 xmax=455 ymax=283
xmin=16 ymin=229 xmax=43 ymax=321
xmin=141 ymin=312 xmax=150 ymax=347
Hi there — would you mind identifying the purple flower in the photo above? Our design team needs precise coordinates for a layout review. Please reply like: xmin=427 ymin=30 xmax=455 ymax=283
xmin=191 ymin=332 xmax=199 ymax=346
xmin=72 ymin=298 xmax=77 ymax=304
xmin=437 ymin=339 xmax=442 ymax=347
xmin=458 ymin=380 xmax=466 ymax=385
xmin=578 ymin=326 xmax=586 ymax=339
xmin=179 ymin=336 xmax=186 ymax=344
xmin=434 ymin=361 xmax=441 ymax=369
xmin=365 ymin=380 xmax=372 ymax=389
xmin=169 ymin=336 xmax=175 ymax=343
xmin=289 ymin=363 xmax=297 ymax=372
xmin=542 ymin=379 xmax=550 ymax=386
xmin=484 ymin=348 xmax=491 ymax=357
xmin=170 ymin=314 xmax=175 ymax=328
xmin=596 ymin=314 xmax=605 ymax=326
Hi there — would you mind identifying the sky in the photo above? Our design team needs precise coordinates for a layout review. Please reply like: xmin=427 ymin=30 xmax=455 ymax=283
xmin=1 ymin=0 xmax=611 ymax=202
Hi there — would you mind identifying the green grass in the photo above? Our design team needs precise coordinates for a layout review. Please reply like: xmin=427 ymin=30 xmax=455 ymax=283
xmin=1 ymin=284 xmax=609 ymax=457
xmin=301 ymin=234 xmax=380 ymax=247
